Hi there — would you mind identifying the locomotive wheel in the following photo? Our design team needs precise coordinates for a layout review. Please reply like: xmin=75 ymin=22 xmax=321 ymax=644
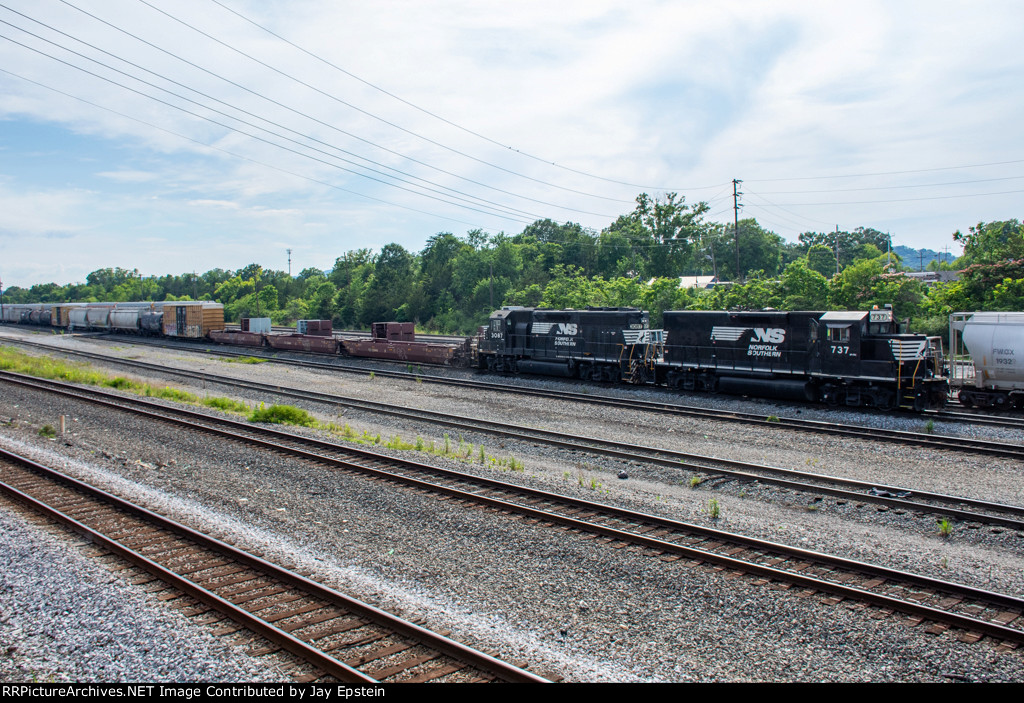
xmin=874 ymin=389 xmax=896 ymax=411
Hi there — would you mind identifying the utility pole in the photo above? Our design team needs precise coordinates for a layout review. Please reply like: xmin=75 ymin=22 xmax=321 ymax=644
xmin=732 ymin=179 xmax=743 ymax=283
xmin=834 ymin=226 xmax=840 ymax=276
xmin=287 ymin=248 xmax=292 ymax=276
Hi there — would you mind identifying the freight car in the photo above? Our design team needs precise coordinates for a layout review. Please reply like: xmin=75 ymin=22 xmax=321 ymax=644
xmin=949 ymin=312 xmax=1024 ymax=409
xmin=659 ymin=307 xmax=947 ymax=410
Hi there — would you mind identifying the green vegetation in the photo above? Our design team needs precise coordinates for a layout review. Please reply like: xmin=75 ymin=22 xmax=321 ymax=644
xmin=9 ymin=193 xmax=1021 ymax=336
xmin=689 ymin=475 xmax=704 ymax=488
xmin=221 ymin=356 xmax=268 ymax=364
xmin=38 ymin=424 xmax=56 ymax=438
xmin=249 ymin=403 xmax=317 ymax=427
xmin=924 ymin=419 xmax=935 ymax=434
xmin=202 ymin=396 xmax=250 ymax=413
xmin=0 ymin=346 xmax=249 ymax=417
xmin=708 ymin=498 xmax=721 ymax=520
xmin=938 ymin=518 xmax=953 ymax=538
xmin=1 ymin=347 xmax=528 ymax=473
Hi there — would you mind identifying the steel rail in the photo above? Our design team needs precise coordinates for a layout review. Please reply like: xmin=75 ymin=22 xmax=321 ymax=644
xmin=0 ymin=446 xmax=550 ymax=683
xmin=5 ymin=371 xmax=1024 ymax=646
xmin=16 ymin=331 xmax=1023 ymax=459
xmin=2 ymin=345 xmax=1023 ymax=529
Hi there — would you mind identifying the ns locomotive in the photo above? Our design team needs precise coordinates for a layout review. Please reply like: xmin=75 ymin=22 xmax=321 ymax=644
xmin=478 ymin=305 xmax=948 ymax=411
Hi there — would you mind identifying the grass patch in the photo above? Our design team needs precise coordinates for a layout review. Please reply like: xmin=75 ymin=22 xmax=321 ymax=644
xmin=249 ymin=403 xmax=317 ymax=427
xmin=222 ymin=356 xmax=268 ymax=364
xmin=147 ymin=386 xmax=198 ymax=403
xmin=38 ymin=424 xmax=56 ymax=438
xmin=102 ymin=376 xmax=140 ymax=390
xmin=0 ymin=346 xmax=108 ymax=386
xmin=202 ymin=396 xmax=250 ymax=413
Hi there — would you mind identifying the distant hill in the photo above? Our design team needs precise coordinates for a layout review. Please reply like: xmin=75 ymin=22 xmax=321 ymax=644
xmin=893 ymin=246 xmax=956 ymax=271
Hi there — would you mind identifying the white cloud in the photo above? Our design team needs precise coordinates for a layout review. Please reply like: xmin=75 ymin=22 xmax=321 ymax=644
xmin=0 ymin=0 xmax=1020 ymax=287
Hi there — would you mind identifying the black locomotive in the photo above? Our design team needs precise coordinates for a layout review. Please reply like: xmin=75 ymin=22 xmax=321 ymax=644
xmin=477 ymin=305 xmax=947 ymax=411
xmin=659 ymin=308 xmax=947 ymax=410
xmin=478 ymin=306 xmax=662 ymax=383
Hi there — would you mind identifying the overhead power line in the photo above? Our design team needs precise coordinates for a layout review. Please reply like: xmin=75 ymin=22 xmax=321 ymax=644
xmin=750 ymin=174 xmax=1024 ymax=195
xmin=743 ymin=188 xmax=1024 ymax=207
xmin=206 ymin=0 xmax=728 ymax=194
xmin=30 ymin=0 xmax=624 ymax=217
xmin=114 ymin=0 xmax=637 ymax=203
xmin=0 ymin=30 xmax=545 ymax=224
xmin=0 ymin=67 xmax=516 ymax=232
xmin=747 ymin=159 xmax=1024 ymax=182
xmin=0 ymin=16 xmax=557 ymax=222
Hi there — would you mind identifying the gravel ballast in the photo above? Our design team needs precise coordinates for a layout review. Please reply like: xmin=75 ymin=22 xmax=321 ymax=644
xmin=0 ymin=327 xmax=1023 ymax=682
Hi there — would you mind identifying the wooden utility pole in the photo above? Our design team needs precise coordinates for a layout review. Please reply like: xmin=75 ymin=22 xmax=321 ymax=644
xmin=733 ymin=179 xmax=743 ymax=283
xmin=834 ymin=226 xmax=840 ymax=276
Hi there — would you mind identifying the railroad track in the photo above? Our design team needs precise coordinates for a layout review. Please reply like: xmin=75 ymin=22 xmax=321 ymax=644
xmin=6 ymin=333 xmax=1024 ymax=460
xmin=0 ymin=445 xmax=550 ymax=683
xmin=3 ymin=346 xmax=1023 ymax=531
xmin=5 ymin=372 xmax=1024 ymax=648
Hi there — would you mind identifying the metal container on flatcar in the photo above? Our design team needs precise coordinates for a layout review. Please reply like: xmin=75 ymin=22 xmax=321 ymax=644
xmin=265 ymin=333 xmax=339 ymax=354
xmin=241 ymin=317 xmax=272 ymax=334
xmin=297 ymin=319 xmax=333 ymax=336
xmin=371 ymin=322 xmax=415 ymax=341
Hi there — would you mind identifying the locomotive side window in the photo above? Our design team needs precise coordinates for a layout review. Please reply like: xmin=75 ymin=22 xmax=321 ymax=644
xmin=827 ymin=325 xmax=850 ymax=343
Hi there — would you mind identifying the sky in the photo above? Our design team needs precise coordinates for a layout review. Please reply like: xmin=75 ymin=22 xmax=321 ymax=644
xmin=1 ymin=0 xmax=1022 ymax=289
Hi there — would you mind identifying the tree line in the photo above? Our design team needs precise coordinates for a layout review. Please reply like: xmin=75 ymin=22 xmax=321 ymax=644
xmin=3 ymin=193 xmax=1022 ymax=339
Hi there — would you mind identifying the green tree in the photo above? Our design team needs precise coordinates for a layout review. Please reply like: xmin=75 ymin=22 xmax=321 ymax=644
xmin=806 ymin=244 xmax=836 ymax=278
xmin=780 ymin=259 xmax=829 ymax=310
xmin=953 ymin=220 xmax=1024 ymax=265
